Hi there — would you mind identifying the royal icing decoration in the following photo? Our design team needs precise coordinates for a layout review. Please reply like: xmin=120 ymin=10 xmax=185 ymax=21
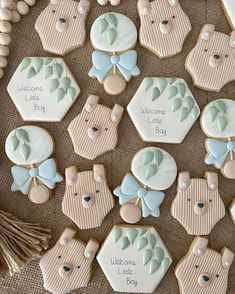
xmin=230 ymin=198 xmax=235 ymax=225
xmin=186 ymin=24 xmax=235 ymax=92
xmin=35 ymin=0 xmax=90 ymax=56
xmin=97 ymin=225 xmax=172 ymax=293
xmin=137 ymin=0 xmax=191 ymax=58
xmin=175 ymin=237 xmax=234 ymax=294
xmin=7 ymin=57 xmax=80 ymax=122
xmin=40 ymin=228 xmax=99 ymax=294
xmin=221 ymin=0 xmax=235 ymax=30
xmin=200 ymin=99 xmax=235 ymax=179
xmin=68 ymin=95 xmax=124 ymax=160
xmin=127 ymin=77 xmax=200 ymax=143
xmin=62 ymin=165 xmax=114 ymax=229
xmin=89 ymin=13 xmax=140 ymax=95
xmin=114 ymin=147 xmax=177 ymax=224
xmin=97 ymin=0 xmax=121 ymax=5
xmin=171 ymin=172 xmax=225 ymax=235
xmin=5 ymin=126 xmax=63 ymax=204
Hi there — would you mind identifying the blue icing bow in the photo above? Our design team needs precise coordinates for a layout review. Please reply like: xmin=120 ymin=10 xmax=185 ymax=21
xmin=113 ymin=174 xmax=165 ymax=218
xmin=88 ymin=50 xmax=140 ymax=82
xmin=205 ymin=139 xmax=235 ymax=168
xmin=11 ymin=158 xmax=63 ymax=195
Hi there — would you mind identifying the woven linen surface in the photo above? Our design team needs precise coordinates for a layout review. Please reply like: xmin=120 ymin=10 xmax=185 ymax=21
xmin=0 ymin=0 xmax=234 ymax=293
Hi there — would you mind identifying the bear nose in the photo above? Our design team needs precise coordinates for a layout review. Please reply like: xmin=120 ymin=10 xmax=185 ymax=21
xmin=203 ymin=275 xmax=210 ymax=282
xmin=84 ymin=196 xmax=91 ymax=202
xmin=59 ymin=18 xmax=66 ymax=23
xmin=214 ymin=54 xmax=220 ymax=60
xmin=198 ymin=203 xmax=204 ymax=208
xmin=63 ymin=266 xmax=70 ymax=272
xmin=162 ymin=20 xmax=168 ymax=25
xmin=92 ymin=127 xmax=98 ymax=132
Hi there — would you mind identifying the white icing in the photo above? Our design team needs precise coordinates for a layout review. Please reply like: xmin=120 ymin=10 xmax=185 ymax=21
xmin=222 ymin=0 xmax=235 ymax=29
xmin=131 ymin=147 xmax=177 ymax=191
xmin=90 ymin=13 xmax=137 ymax=52
xmin=230 ymin=200 xmax=235 ymax=223
xmin=5 ymin=126 xmax=54 ymax=165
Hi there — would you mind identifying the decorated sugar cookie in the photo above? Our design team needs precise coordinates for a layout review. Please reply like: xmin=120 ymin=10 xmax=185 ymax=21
xmin=186 ymin=25 xmax=235 ymax=92
xmin=62 ymin=164 xmax=114 ymax=229
xmin=7 ymin=57 xmax=80 ymax=122
xmin=171 ymin=172 xmax=225 ymax=235
xmin=200 ymin=99 xmax=235 ymax=179
xmin=89 ymin=12 xmax=140 ymax=95
xmin=221 ymin=0 xmax=235 ymax=30
xmin=114 ymin=147 xmax=177 ymax=224
xmin=40 ymin=228 xmax=99 ymax=294
xmin=97 ymin=0 xmax=121 ymax=5
xmin=35 ymin=0 xmax=90 ymax=56
xmin=175 ymin=237 xmax=234 ymax=294
xmin=68 ymin=95 xmax=124 ymax=160
xmin=127 ymin=77 xmax=200 ymax=143
xmin=137 ymin=0 xmax=191 ymax=58
xmin=5 ymin=125 xmax=63 ymax=204
xmin=97 ymin=225 xmax=172 ymax=293
xmin=229 ymin=198 xmax=235 ymax=225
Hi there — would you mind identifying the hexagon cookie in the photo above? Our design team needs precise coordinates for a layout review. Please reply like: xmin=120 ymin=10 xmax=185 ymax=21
xmin=127 ymin=77 xmax=200 ymax=143
xmin=97 ymin=225 xmax=172 ymax=293
xmin=230 ymin=198 xmax=235 ymax=225
xmin=7 ymin=57 xmax=80 ymax=122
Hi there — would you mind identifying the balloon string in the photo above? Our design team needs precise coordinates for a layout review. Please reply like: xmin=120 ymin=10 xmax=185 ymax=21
xmin=113 ymin=52 xmax=117 ymax=75
xmin=135 ymin=185 xmax=146 ymax=206
xmin=228 ymin=137 xmax=233 ymax=160
xmin=30 ymin=164 xmax=38 ymax=186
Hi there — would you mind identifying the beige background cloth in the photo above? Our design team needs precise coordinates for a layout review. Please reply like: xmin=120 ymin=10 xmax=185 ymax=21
xmin=0 ymin=0 xmax=234 ymax=293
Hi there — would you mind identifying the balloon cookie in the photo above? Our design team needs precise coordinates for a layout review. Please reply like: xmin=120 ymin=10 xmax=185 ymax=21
xmin=97 ymin=0 xmax=121 ymax=5
xmin=62 ymin=164 xmax=114 ymax=229
xmin=89 ymin=12 xmax=140 ymax=95
xmin=7 ymin=57 xmax=80 ymax=122
xmin=230 ymin=198 xmax=235 ymax=225
xmin=68 ymin=95 xmax=124 ymax=160
xmin=39 ymin=228 xmax=99 ymax=294
xmin=221 ymin=0 xmax=235 ymax=30
xmin=5 ymin=125 xmax=63 ymax=204
xmin=35 ymin=0 xmax=90 ymax=56
xmin=127 ymin=77 xmax=200 ymax=143
xmin=114 ymin=147 xmax=177 ymax=224
xmin=137 ymin=0 xmax=191 ymax=58
xmin=201 ymin=99 xmax=235 ymax=179
xmin=171 ymin=172 xmax=225 ymax=235
xmin=175 ymin=237 xmax=234 ymax=294
xmin=97 ymin=225 xmax=172 ymax=293
xmin=186 ymin=24 xmax=235 ymax=92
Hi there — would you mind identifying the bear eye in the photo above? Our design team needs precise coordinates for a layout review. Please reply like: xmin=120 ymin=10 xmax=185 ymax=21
xmin=73 ymin=15 xmax=76 ymax=19
xmin=77 ymin=266 xmax=81 ymax=269
xmin=96 ymin=190 xmax=100 ymax=193
xmin=58 ymin=255 xmax=62 ymax=259
xmin=52 ymin=9 xmax=55 ymax=13
xmin=172 ymin=15 xmax=176 ymax=19
xmin=74 ymin=192 xmax=78 ymax=196
xmin=187 ymin=198 xmax=191 ymax=201
xmin=85 ymin=119 xmax=88 ymax=122
xmin=216 ymin=274 xmax=219 ymax=278
xmin=209 ymin=199 xmax=212 ymax=202
xmin=195 ymin=265 xmax=199 ymax=269
xmin=105 ymin=128 xmax=108 ymax=131
xmin=225 ymin=54 xmax=228 ymax=58
xmin=151 ymin=20 xmax=155 ymax=24
xmin=204 ymin=49 xmax=208 ymax=52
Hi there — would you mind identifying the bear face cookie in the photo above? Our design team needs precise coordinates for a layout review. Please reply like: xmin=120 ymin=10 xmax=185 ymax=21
xmin=35 ymin=0 xmax=90 ymax=56
xmin=171 ymin=172 xmax=225 ymax=235
xmin=97 ymin=225 xmax=172 ymax=293
xmin=175 ymin=237 xmax=234 ymax=294
xmin=40 ymin=228 xmax=99 ymax=294
xmin=68 ymin=95 xmax=124 ymax=160
xmin=137 ymin=0 xmax=191 ymax=58
xmin=186 ymin=24 xmax=235 ymax=92
xmin=62 ymin=165 xmax=114 ymax=229
xmin=97 ymin=0 xmax=121 ymax=5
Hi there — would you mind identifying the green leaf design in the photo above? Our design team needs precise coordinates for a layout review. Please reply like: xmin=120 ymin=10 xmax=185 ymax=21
xmin=16 ymin=129 xmax=30 ymax=142
xmin=19 ymin=58 xmax=31 ymax=72
xmin=168 ymin=86 xmax=178 ymax=99
xmin=147 ymin=234 xmax=156 ymax=249
xmin=10 ymin=135 xmax=19 ymax=151
xmin=61 ymin=77 xmax=71 ymax=92
xmin=217 ymin=116 xmax=228 ymax=132
xmin=155 ymin=247 xmax=164 ymax=264
xmin=113 ymin=227 xmax=122 ymax=242
xmin=149 ymin=259 xmax=160 ymax=274
xmin=144 ymin=77 xmax=153 ymax=91
xmin=142 ymin=151 xmax=153 ymax=166
xmin=140 ymin=229 xmax=147 ymax=236
xmin=45 ymin=66 xmax=53 ymax=79
xmin=45 ymin=58 xmax=53 ymax=65
xmin=170 ymin=78 xmax=177 ymax=85
xmin=145 ymin=164 xmax=158 ymax=180
xmin=106 ymin=14 xmax=117 ymax=27
xmin=137 ymin=237 xmax=148 ymax=251
xmin=27 ymin=66 xmax=37 ymax=79
xmin=179 ymin=107 xmax=189 ymax=122
xmin=32 ymin=57 xmax=43 ymax=73
xmin=122 ymin=236 xmax=130 ymax=250
xmin=52 ymin=63 xmax=63 ymax=79
xmin=50 ymin=79 xmax=59 ymax=93
xmin=177 ymin=82 xmax=186 ymax=97
xmin=143 ymin=249 xmax=153 ymax=265
xmin=156 ymin=78 xmax=167 ymax=93
xmin=214 ymin=100 xmax=226 ymax=114
xmin=154 ymin=149 xmax=163 ymax=166
xmin=107 ymin=28 xmax=117 ymax=45
xmin=127 ymin=228 xmax=138 ymax=245
xmin=57 ymin=88 xmax=65 ymax=102
xmin=172 ymin=98 xmax=182 ymax=112
xmin=67 ymin=87 xmax=76 ymax=101
xmin=20 ymin=143 xmax=30 ymax=160
xmin=185 ymin=96 xmax=194 ymax=112
xmin=191 ymin=106 xmax=199 ymax=120
xmin=99 ymin=18 xmax=109 ymax=33
xmin=161 ymin=257 xmax=171 ymax=273
xmin=152 ymin=87 xmax=161 ymax=101
xmin=207 ymin=106 xmax=219 ymax=122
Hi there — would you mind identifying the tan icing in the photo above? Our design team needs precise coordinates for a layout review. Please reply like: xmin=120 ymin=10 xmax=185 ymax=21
xmin=120 ymin=203 xmax=142 ymax=224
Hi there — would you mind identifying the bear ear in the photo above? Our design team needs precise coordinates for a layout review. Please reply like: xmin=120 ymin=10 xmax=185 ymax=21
xmin=50 ymin=0 xmax=60 ymax=5
xmin=65 ymin=166 xmax=77 ymax=186
xmin=93 ymin=164 xmax=106 ymax=183
xmin=229 ymin=31 xmax=235 ymax=49
xmin=200 ymin=24 xmax=215 ymax=41
xmin=84 ymin=95 xmax=99 ymax=112
xmin=111 ymin=104 xmax=124 ymax=123
xmin=77 ymin=0 xmax=90 ymax=14
xmin=84 ymin=239 xmax=100 ymax=259
xmin=191 ymin=237 xmax=208 ymax=257
xmin=221 ymin=248 xmax=234 ymax=269
xmin=168 ymin=0 xmax=179 ymax=7
xmin=59 ymin=228 xmax=77 ymax=246
xmin=138 ymin=0 xmax=151 ymax=16
xmin=205 ymin=172 xmax=218 ymax=191
xmin=178 ymin=171 xmax=191 ymax=190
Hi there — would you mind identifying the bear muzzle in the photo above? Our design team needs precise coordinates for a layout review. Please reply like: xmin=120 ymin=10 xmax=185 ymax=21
xmin=198 ymin=273 xmax=212 ymax=287
xmin=82 ymin=195 xmax=95 ymax=208
xmin=58 ymin=264 xmax=73 ymax=278
xmin=160 ymin=20 xmax=173 ymax=35
xmin=56 ymin=17 xmax=69 ymax=33
xmin=209 ymin=54 xmax=222 ymax=68
xmin=88 ymin=126 xmax=101 ymax=140
xmin=194 ymin=201 xmax=208 ymax=215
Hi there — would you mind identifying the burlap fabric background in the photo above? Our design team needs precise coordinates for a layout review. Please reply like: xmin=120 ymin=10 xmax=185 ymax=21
xmin=0 ymin=0 xmax=235 ymax=293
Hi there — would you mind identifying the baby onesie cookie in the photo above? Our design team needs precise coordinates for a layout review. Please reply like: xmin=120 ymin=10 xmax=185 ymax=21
xmin=137 ymin=0 xmax=191 ymax=58
xmin=127 ymin=77 xmax=200 ymax=143
xmin=97 ymin=0 xmax=121 ymax=5
xmin=35 ymin=0 xmax=90 ymax=56
xmin=68 ymin=95 xmax=124 ymax=160
xmin=221 ymin=0 xmax=235 ymax=30
xmin=7 ymin=57 xmax=80 ymax=122
xmin=230 ymin=198 xmax=235 ymax=225
xmin=114 ymin=147 xmax=177 ymax=224
xmin=175 ymin=237 xmax=234 ymax=294
xmin=62 ymin=164 xmax=114 ymax=229
xmin=97 ymin=225 xmax=172 ymax=293
xmin=171 ymin=172 xmax=225 ymax=235
xmin=186 ymin=24 xmax=235 ymax=92
xmin=200 ymin=99 xmax=235 ymax=179
xmin=89 ymin=12 xmax=140 ymax=95
xmin=40 ymin=228 xmax=99 ymax=294
xmin=5 ymin=125 xmax=63 ymax=204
